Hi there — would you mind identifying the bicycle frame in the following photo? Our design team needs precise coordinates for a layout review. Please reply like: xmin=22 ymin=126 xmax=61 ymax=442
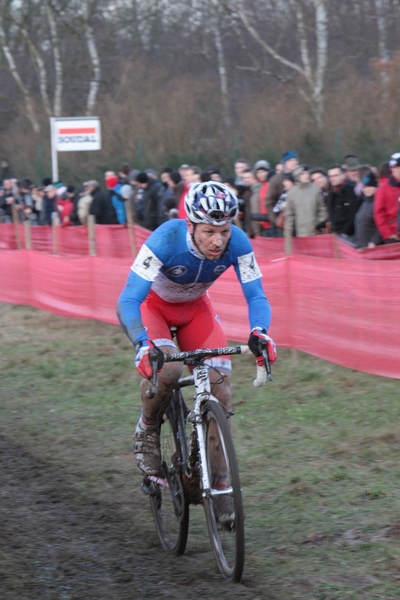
xmin=191 ymin=361 xmax=226 ymax=498
xmin=145 ymin=343 xmax=272 ymax=581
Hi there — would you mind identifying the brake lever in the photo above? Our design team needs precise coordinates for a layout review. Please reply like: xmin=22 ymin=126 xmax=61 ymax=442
xmin=259 ymin=341 xmax=273 ymax=382
xmin=148 ymin=348 xmax=160 ymax=398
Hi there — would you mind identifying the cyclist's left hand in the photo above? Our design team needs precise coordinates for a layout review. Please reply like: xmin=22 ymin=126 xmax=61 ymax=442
xmin=248 ymin=329 xmax=277 ymax=364
xmin=135 ymin=340 xmax=164 ymax=379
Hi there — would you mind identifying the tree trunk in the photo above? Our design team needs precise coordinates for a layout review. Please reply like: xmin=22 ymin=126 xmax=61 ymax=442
xmin=83 ymin=5 xmax=101 ymax=116
xmin=214 ymin=26 xmax=232 ymax=131
xmin=0 ymin=18 xmax=40 ymax=132
xmin=46 ymin=1 xmax=63 ymax=116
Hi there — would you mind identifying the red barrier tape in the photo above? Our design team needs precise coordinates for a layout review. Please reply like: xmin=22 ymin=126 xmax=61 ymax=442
xmin=1 ymin=249 xmax=400 ymax=379
xmin=3 ymin=223 xmax=400 ymax=259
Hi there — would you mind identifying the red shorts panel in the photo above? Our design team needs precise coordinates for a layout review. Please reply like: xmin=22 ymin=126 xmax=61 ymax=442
xmin=141 ymin=290 xmax=228 ymax=352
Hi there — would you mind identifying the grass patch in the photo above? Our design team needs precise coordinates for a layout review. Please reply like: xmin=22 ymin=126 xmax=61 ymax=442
xmin=1 ymin=303 xmax=400 ymax=598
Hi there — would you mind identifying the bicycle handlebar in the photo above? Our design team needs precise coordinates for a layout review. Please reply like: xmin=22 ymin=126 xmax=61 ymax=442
xmin=146 ymin=344 xmax=272 ymax=398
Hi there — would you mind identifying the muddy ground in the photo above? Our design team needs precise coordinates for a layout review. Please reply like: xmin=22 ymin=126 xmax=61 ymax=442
xmin=0 ymin=434 xmax=276 ymax=600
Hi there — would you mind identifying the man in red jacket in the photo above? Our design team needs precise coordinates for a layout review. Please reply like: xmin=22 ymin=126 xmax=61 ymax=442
xmin=374 ymin=154 xmax=400 ymax=243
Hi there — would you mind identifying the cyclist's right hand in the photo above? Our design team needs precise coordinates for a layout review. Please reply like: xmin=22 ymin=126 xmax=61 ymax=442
xmin=248 ymin=329 xmax=277 ymax=365
xmin=135 ymin=340 xmax=164 ymax=379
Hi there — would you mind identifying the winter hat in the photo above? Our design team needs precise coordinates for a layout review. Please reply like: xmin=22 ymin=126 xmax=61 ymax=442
xmin=105 ymin=175 xmax=119 ymax=189
xmin=135 ymin=172 xmax=149 ymax=184
xmin=128 ymin=169 xmax=140 ymax=182
xmin=56 ymin=185 xmax=67 ymax=197
xmin=281 ymin=150 xmax=298 ymax=164
xmin=362 ymin=172 xmax=378 ymax=187
xmin=254 ymin=159 xmax=271 ymax=171
xmin=389 ymin=152 xmax=400 ymax=167
xmin=343 ymin=155 xmax=362 ymax=170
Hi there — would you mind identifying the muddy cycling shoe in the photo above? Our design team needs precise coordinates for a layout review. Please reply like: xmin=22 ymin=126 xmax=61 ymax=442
xmin=213 ymin=495 xmax=235 ymax=530
xmin=133 ymin=419 xmax=161 ymax=476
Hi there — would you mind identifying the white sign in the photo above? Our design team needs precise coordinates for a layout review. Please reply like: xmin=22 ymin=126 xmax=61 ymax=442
xmin=53 ymin=117 xmax=101 ymax=152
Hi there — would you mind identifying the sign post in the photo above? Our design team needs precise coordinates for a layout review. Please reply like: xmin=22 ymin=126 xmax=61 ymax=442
xmin=50 ymin=116 xmax=101 ymax=182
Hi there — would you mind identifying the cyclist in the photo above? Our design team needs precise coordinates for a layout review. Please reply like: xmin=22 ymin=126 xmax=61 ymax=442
xmin=117 ymin=181 xmax=277 ymax=484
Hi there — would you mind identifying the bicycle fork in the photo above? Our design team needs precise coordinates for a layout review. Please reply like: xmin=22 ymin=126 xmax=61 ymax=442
xmin=192 ymin=365 xmax=232 ymax=501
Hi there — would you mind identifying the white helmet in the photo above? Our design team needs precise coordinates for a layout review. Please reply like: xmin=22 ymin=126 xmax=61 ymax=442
xmin=185 ymin=182 xmax=238 ymax=226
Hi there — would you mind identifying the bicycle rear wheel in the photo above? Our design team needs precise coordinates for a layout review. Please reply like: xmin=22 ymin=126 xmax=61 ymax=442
xmin=149 ymin=390 xmax=189 ymax=555
xmin=201 ymin=399 xmax=245 ymax=582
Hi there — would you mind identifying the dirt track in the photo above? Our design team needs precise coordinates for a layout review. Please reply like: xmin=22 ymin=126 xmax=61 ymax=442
xmin=0 ymin=434 xmax=274 ymax=600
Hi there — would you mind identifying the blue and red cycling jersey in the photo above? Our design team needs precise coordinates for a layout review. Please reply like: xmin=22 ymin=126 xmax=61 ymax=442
xmin=117 ymin=219 xmax=271 ymax=345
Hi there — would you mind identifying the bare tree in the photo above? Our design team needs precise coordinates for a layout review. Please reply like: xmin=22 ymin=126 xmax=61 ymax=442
xmin=374 ymin=0 xmax=390 ymax=87
xmin=232 ymin=0 xmax=328 ymax=129
xmin=82 ymin=1 xmax=101 ymax=115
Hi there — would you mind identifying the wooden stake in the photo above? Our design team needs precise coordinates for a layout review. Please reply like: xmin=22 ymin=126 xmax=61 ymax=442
xmin=125 ymin=198 xmax=137 ymax=258
xmin=87 ymin=215 xmax=96 ymax=256
xmin=51 ymin=212 xmax=59 ymax=254
xmin=12 ymin=205 xmax=22 ymax=249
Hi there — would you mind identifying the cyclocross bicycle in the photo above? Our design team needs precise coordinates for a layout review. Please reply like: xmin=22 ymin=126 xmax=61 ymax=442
xmin=140 ymin=341 xmax=272 ymax=582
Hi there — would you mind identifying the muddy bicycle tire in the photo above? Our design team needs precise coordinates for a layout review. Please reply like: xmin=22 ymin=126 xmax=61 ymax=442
xmin=201 ymin=399 xmax=245 ymax=582
xmin=149 ymin=390 xmax=189 ymax=555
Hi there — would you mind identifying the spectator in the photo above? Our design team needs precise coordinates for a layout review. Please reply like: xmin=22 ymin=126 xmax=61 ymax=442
xmin=134 ymin=171 xmax=164 ymax=230
xmin=66 ymin=185 xmax=81 ymax=225
xmin=88 ymin=180 xmax=118 ymax=225
xmin=178 ymin=163 xmax=190 ymax=181
xmin=342 ymin=155 xmax=364 ymax=196
xmin=234 ymin=158 xmax=250 ymax=186
xmin=77 ymin=183 xmax=94 ymax=225
xmin=310 ymin=168 xmax=329 ymax=201
xmin=118 ymin=163 xmax=131 ymax=184
xmin=377 ymin=161 xmax=391 ymax=185
xmin=236 ymin=168 xmax=261 ymax=238
xmin=284 ymin=165 xmax=328 ymax=252
xmin=354 ymin=172 xmax=382 ymax=249
xmin=42 ymin=184 xmax=58 ymax=225
xmin=31 ymin=185 xmax=45 ymax=223
xmin=273 ymin=173 xmax=295 ymax=230
xmin=56 ymin=186 xmax=74 ymax=227
xmin=374 ymin=153 xmax=400 ymax=244
xmin=160 ymin=167 xmax=173 ymax=185
xmin=254 ymin=160 xmax=271 ymax=236
xmin=177 ymin=165 xmax=201 ymax=218
xmin=17 ymin=179 xmax=38 ymax=224
xmin=128 ymin=170 xmax=144 ymax=224
xmin=326 ymin=164 xmax=361 ymax=238
xmin=0 ymin=179 xmax=16 ymax=222
xmin=145 ymin=168 xmax=159 ymax=180
xmin=106 ymin=175 xmax=127 ymax=224
xmin=206 ymin=165 xmax=223 ymax=182
xmin=160 ymin=170 xmax=181 ymax=219
xmin=266 ymin=150 xmax=299 ymax=236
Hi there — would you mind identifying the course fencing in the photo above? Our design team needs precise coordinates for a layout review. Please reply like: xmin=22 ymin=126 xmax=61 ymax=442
xmin=1 ymin=242 xmax=400 ymax=379
xmin=2 ymin=222 xmax=400 ymax=260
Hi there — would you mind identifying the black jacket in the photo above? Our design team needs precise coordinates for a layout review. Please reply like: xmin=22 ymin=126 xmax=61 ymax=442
xmin=327 ymin=181 xmax=361 ymax=235
xmin=89 ymin=186 xmax=118 ymax=225
xmin=354 ymin=193 xmax=382 ymax=248
xmin=142 ymin=179 xmax=164 ymax=231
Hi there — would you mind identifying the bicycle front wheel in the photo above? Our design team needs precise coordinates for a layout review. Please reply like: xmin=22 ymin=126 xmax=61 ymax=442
xmin=201 ymin=399 xmax=245 ymax=582
xmin=149 ymin=390 xmax=189 ymax=555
